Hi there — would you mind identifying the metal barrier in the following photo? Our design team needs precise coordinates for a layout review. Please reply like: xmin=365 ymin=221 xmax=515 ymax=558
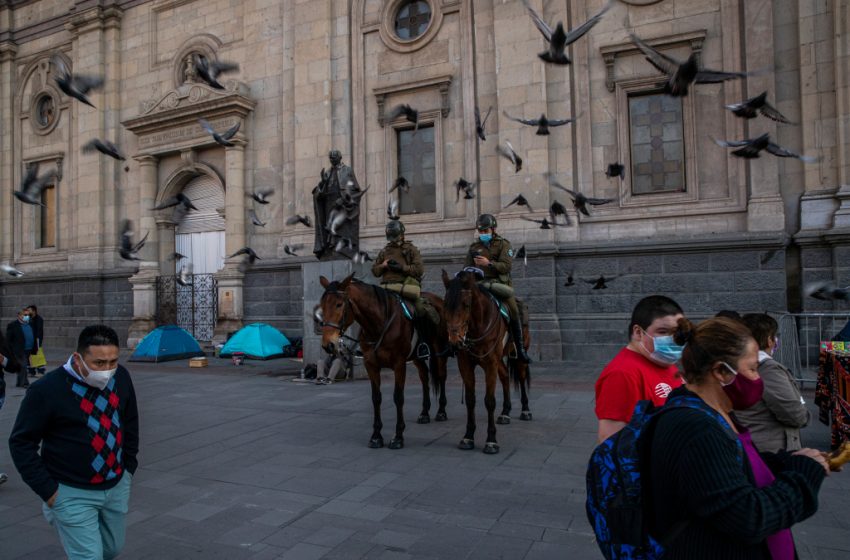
xmin=772 ymin=312 xmax=850 ymax=388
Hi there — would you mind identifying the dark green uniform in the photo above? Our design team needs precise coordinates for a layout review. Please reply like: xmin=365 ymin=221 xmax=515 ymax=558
xmin=464 ymin=234 xmax=520 ymax=319
xmin=372 ymin=240 xmax=438 ymax=325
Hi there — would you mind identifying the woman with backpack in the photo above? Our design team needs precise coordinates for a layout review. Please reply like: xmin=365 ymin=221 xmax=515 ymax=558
xmin=647 ymin=317 xmax=829 ymax=559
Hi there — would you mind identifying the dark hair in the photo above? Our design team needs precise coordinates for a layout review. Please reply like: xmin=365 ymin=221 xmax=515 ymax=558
xmin=25 ymin=304 xmax=37 ymax=313
xmin=673 ymin=317 xmax=754 ymax=384
xmin=76 ymin=325 xmax=120 ymax=354
xmin=741 ymin=313 xmax=778 ymax=351
xmin=714 ymin=309 xmax=741 ymax=321
xmin=627 ymin=295 xmax=683 ymax=339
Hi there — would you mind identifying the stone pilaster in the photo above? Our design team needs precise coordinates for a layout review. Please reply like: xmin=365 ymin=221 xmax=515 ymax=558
xmin=126 ymin=261 xmax=159 ymax=349
xmin=0 ymin=39 xmax=17 ymax=263
xmin=135 ymin=155 xmax=159 ymax=264
xmin=156 ymin=218 xmax=176 ymax=274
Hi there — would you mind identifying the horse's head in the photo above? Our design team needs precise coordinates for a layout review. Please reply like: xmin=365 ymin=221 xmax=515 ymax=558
xmin=442 ymin=269 xmax=477 ymax=349
xmin=319 ymin=273 xmax=355 ymax=354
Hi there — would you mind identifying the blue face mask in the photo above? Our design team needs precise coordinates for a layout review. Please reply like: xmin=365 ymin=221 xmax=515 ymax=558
xmin=22 ymin=316 xmax=30 ymax=323
xmin=478 ymin=234 xmax=492 ymax=243
xmin=643 ymin=330 xmax=684 ymax=365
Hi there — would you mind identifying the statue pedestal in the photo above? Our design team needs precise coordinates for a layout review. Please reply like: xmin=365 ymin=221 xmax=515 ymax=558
xmin=301 ymin=258 xmax=373 ymax=370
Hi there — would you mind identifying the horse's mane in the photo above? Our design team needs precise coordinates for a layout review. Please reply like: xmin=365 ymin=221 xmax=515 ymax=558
xmin=445 ymin=271 xmax=482 ymax=311
xmin=323 ymin=277 xmax=389 ymax=312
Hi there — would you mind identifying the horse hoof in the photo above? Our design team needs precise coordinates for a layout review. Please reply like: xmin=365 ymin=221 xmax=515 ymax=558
xmin=435 ymin=412 xmax=448 ymax=422
xmin=458 ymin=438 xmax=475 ymax=450
xmin=388 ymin=438 xmax=404 ymax=450
xmin=496 ymin=415 xmax=511 ymax=425
xmin=417 ymin=414 xmax=430 ymax=424
xmin=368 ymin=438 xmax=384 ymax=449
xmin=483 ymin=442 xmax=500 ymax=454
xmin=520 ymin=411 xmax=533 ymax=421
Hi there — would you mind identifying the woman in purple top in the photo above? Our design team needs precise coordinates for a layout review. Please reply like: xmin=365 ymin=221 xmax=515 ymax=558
xmin=647 ymin=317 xmax=830 ymax=559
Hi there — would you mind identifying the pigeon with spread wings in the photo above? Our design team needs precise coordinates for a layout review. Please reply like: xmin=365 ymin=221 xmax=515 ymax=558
xmin=387 ymin=104 xmax=419 ymax=132
xmin=496 ymin=141 xmax=523 ymax=173
xmin=521 ymin=216 xmax=566 ymax=230
xmin=726 ymin=91 xmax=793 ymax=124
xmin=455 ymin=178 xmax=475 ymax=201
xmin=713 ymin=133 xmax=819 ymax=163
xmin=52 ymin=54 xmax=104 ymax=108
xmin=503 ymin=111 xmax=578 ymax=135
xmin=199 ymin=118 xmax=240 ymax=147
xmin=584 ymin=275 xmax=618 ymax=290
xmin=286 ymin=214 xmax=312 ymax=228
xmin=521 ymin=0 xmax=612 ymax=65
xmin=549 ymin=176 xmax=614 ymax=216
xmin=14 ymin=164 xmax=57 ymax=206
xmin=475 ymin=106 xmax=492 ymax=141
xmin=193 ymin=54 xmax=239 ymax=90
xmin=82 ymin=139 xmax=125 ymax=161
xmin=119 ymin=220 xmax=149 ymax=261
xmin=504 ymin=194 xmax=533 ymax=213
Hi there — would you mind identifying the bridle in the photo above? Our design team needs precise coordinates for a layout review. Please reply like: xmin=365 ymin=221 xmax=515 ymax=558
xmin=448 ymin=288 xmax=503 ymax=359
xmin=320 ymin=284 xmax=397 ymax=353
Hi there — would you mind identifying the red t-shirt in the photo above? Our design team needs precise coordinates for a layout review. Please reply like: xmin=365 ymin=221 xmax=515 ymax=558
xmin=594 ymin=347 xmax=682 ymax=422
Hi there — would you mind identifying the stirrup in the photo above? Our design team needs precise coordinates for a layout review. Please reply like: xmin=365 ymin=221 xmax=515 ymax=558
xmin=416 ymin=342 xmax=431 ymax=360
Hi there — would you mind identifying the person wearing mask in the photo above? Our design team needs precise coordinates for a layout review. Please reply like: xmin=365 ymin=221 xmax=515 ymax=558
xmin=736 ymin=313 xmax=810 ymax=452
xmin=647 ymin=316 xmax=828 ymax=559
xmin=25 ymin=304 xmax=46 ymax=377
xmin=9 ymin=325 xmax=139 ymax=560
xmin=595 ymin=295 xmax=685 ymax=442
xmin=6 ymin=309 xmax=37 ymax=388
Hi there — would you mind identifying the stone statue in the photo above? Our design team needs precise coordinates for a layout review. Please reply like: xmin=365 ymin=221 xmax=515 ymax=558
xmin=312 ymin=150 xmax=362 ymax=260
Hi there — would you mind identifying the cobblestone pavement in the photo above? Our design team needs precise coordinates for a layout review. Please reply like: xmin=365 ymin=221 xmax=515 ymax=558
xmin=1 ymin=355 xmax=847 ymax=559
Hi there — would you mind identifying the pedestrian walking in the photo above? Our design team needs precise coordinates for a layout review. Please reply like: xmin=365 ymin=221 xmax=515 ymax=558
xmin=6 ymin=309 xmax=37 ymax=388
xmin=9 ymin=325 xmax=139 ymax=560
xmin=595 ymin=295 xmax=685 ymax=442
xmin=25 ymin=304 xmax=47 ymax=376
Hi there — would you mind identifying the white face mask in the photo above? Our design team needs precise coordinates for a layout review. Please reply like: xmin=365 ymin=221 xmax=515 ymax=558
xmin=76 ymin=353 xmax=117 ymax=390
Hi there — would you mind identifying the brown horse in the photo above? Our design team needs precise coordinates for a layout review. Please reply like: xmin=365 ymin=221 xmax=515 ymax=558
xmin=319 ymin=273 xmax=449 ymax=449
xmin=441 ymin=269 xmax=532 ymax=454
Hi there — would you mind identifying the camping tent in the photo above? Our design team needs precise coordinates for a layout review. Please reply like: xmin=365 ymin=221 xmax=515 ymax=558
xmin=129 ymin=325 xmax=205 ymax=363
xmin=220 ymin=322 xmax=292 ymax=360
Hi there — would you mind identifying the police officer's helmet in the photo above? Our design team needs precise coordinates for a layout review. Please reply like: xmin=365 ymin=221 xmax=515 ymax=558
xmin=386 ymin=220 xmax=405 ymax=241
xmin=476 ymin=213 xmax=497 ymax=231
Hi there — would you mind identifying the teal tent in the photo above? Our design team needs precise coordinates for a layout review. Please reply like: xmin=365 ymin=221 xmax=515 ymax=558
xmin=129 ymin=325 xmax=205 ymax=363
xmin=220 ymin=323 xmax=291 ymax=360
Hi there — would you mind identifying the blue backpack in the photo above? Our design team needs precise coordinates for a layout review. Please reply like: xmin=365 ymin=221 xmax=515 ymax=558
xmin=585 ymin=393 xmax=742 ymax=560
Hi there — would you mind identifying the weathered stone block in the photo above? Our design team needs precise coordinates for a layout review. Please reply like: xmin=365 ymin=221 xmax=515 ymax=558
xmin=801 ymin=247 xmax=833 ymax=268
xmin=664 ymin=254 xmax=709 ymax=274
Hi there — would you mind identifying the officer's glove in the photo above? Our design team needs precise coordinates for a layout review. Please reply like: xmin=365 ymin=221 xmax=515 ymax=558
xmin=387 ymin=260 xmax=404 ymax=272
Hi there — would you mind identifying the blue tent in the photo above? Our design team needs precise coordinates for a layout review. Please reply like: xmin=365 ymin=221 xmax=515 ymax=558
xmin=220 ymin=323 xmax=291 ymax=360
xmin=129 ymin=325 xmax=205 ymax=363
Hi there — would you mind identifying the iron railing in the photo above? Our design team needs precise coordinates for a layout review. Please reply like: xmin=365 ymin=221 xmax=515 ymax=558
xmin=772 ymin=312 xmax=850 ymax=388
xmin=155 ymin=274 xmax=218 ymax=342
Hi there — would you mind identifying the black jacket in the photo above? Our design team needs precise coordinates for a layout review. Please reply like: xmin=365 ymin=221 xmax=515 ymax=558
xmin=648 ymin=387 xmax=825 ymax=559
xmin=6 ymin=320 xmax=37 ymax=359
xmin=30 ymin=314 xmax=44 ymax=346
xmin=0 ymin=330 xmax=22 ymax=374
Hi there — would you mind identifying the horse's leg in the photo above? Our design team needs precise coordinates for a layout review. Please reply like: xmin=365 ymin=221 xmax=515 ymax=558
xmin=518 ymin=362 xmax=532 ymax=421
xmin=457 ymin=354 xmax=476 ymax=450
xmin=366 ymin=362 xmax=384 ymax=448
xmin=414 ymin=358 xmax=431 ymax=424
xmin=497 ymin=359 xmax=511 ymax=425
xmin=483 ymin=356 xmax=500 ymax=454
xmin=435 ymin=354 xmax=448 ymax=422
xmin=389 ymin=361 xmax=406 ymax=449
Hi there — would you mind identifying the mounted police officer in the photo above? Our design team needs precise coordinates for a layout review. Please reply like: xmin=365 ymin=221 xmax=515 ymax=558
xmin=372 ymin=219 xmax=439 ymax=358
xmin=464 ymin=213 xmax=531 ymax=363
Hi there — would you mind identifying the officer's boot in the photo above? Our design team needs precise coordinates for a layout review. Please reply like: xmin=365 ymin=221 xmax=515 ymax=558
xmin=412 ymin=299 xmax=432 ymax=359
xmin=508 ymin=317 xmax=532 ymax=364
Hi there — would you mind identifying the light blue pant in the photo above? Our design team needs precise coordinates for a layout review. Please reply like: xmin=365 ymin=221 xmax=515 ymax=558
xmin=42 ymin=472 xmax=132 ymax=560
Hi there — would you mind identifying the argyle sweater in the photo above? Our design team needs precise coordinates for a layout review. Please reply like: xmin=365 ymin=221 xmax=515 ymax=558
xmin=9 ymin=365 xmax=139 ymax=502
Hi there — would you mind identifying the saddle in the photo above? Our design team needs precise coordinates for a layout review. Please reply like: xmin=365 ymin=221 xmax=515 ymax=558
xmin=389 ymin=292 xmax=415 ymax=321
xmin=486 ymin=292 xmax=511 ymax=322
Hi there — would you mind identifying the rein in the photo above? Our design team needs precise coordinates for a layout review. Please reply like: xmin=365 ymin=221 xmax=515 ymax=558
xmin=323 ymin=284 xmax=397 ymax=355
xmin=454 ymin=289 xmax=504 ymax=359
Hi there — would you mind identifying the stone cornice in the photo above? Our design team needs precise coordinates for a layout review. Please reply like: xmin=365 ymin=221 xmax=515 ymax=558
xmin=66 ymin=5 xmax=123 ymax=36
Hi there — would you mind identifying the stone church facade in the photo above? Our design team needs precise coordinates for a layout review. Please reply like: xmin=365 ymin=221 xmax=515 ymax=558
xmin=0 ymin=0 xmax=848 ymax=363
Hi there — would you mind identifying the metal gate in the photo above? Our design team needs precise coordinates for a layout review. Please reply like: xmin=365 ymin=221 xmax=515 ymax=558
xmin=156 ymin=274 xmax=218 ymax=342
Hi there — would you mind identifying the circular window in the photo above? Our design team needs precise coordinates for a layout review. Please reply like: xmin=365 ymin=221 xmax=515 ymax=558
xmin=34 ymin=93 xmax=56 ymax=129
xmin=394 ymin=1 xmax=431 ymax=41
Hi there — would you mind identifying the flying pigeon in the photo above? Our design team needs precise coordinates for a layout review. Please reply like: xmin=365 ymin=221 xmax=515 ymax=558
xmin=199 ymin=118 xmax=240 ymax=147
xmin=516 ymin=245 xmax=528 ymax=267
xmin=585 ymin=275 xmax=617 ymax=290
xmin=119 ymin=220 xmax=148 ymax=261
xmin=521 ymin=216 xmax=565 ymax=230
xmin=713 ymin=133 xmax=819 ymax=162
xmin=14 ymin=164 xmax=57 ymax=206
xmin=167 ymin=252 xmax=187 ymax=261
xmin=229 ymin=247 xmax=261 ymax=265
xmin=475 ymin=105 xmax=492 ymax=141
xmin=455 ymin=178 xmax=475 ymax=201
xmin=503 ymin=111 xmax=578 ymax=135
xmin=387 ymin=198 xmax=400 ymax=221
xmin=1 ymin=264 xmax=24 ymax=277
xmin=807 ymin=281 xmax=850 ymax=302
xmin=504 ymin=194 xmax=534 ymax=212
xmin=249 ymin=209 xmax=266 ymax=227
xmin=82 ymin=139 xmax=125 ymax=161
xmin=193 ymin=54 xmax=240 ymax=90
xmin=549 ymin=176 xmax=614 ymax=216
xmin=286 ymin=214 xmax=313 ymax=228
xmin=249 ymin=188 xmax=274 ymax=204
xmin=563 ymin=272 xmax=575 ymax=287
xmin=177 ymin=263 xmax=193 ymax=287
xmin=284 ymin=244 xmax=302 ymax=257
xmin=549 ymin=201 xmax=572 ymax=225
xmin=389 ymin=176 xmax=410 ymax=194
xmin=606 ymin=163 xmax=625 ymax=179
xmin=387 ymin=104 xmax=419 ymax=131
xmin=353 ymin=250 xmax=372 ymax=264
xmin=726 ymin=91 xmax=793 ymax=124
xmin=496 ymin=141 xmax=523 ymax=173
xmin=52 ymin=54 xmax=104 ymax=108
xmin=152 ymin=192 xmax=198 ymax=212
xmin=521 ymin=0 xmax=612 ymax=65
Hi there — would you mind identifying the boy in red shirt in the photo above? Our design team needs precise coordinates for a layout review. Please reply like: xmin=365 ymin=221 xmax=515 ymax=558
xmin=595 ymin=295 xmax=685 ymax=442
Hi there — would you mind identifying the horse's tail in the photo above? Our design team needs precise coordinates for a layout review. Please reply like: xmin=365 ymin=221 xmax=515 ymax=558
xmin=428 ymin=352 xmax=440 ymax=398
xmin=509 ymin=358 xmax=530 ymax=392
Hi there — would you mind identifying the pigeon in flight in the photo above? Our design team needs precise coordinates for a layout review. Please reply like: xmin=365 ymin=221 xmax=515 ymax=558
xmin=713 ymin=133 xmax=819 ymax=162
xmin=475 ymin=106 xmax=492 ymax=141
xmin=387 ymin=104 xmax=419 ymax=132
xmin=549 ymin=176 xmax=614 ymax=216
xmin=82 ymin=139 xmax=125 ymax=161
xmin=167 ymin=252 xmax=187 ymax=261
xmin=606 ymin=163 xmax=625 ymax=180
xmin=152 ymin=192 xmax=198 ymax=212
xmin=177 ymin=263 xmax=193 ymax=287
xmin=455 ymin=178 xmax=475 ymax=201
xmin=726 ymin=91 xmax=793 ymax=124
xmin=549 ymin=200 xmax=572 ymax=225
xmin=52 ymin=54 xmax=104 ymax=108
xmin=522 ymin=0 xmax=612 ymax=65
xmin=504 ymin=194 xmax=534 ymax=212
xmin=193 ymin=54 xmax=239 ymax=90
xmin=334 ymin=237 xmax=354 ymax=254
xmin=14 ymin=164 xmax=57 ymax=206
xmin=229 ymin=247 xmax=261 ymax=265
xmin=249 ymin=188 xmax=274 ymax=204
xmin=389 ymin=176 xmax=410 ymax=194
xmin=286 ymin=214 xmax=313 ymax=228
xmin=284 ymin=244 xmax=302 ymax=257
xmin=629 ymin=32 xmax=752 ymax=97
xmin=387 ymin=198 xmax=400 ymax=221
xmin=1 ymin=264 xmax=24 ymax=277
xmin=516 ymin=245 xmax=528 ymax=267
xmin=563 ymin=272 xmax=575 ymax=287
xmin=248 ymin=209 xmax=266 ymax=227
xmin=806 ymin=281 xmax=850 ymax=302
xmin=199 ymin=118 xmax=240 ymax=147
xmin=521 ymin=216 xmax=565 ymax=230
xmin=352 ymin=250 xmax=373 ymax=264
xmin=497 ymin=141 xmax=523 ymax=173
xmin=119 ymin=220 xmax=148 ymax=261
xmin=585 ymin=275 xmax=617 ymax=290
xmin=503 ymin=111 xmax=578 ymax=135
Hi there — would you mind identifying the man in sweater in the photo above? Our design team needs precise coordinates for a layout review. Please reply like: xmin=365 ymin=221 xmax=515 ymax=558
xmin=9 ymin=325 xmax=139 ymax=560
